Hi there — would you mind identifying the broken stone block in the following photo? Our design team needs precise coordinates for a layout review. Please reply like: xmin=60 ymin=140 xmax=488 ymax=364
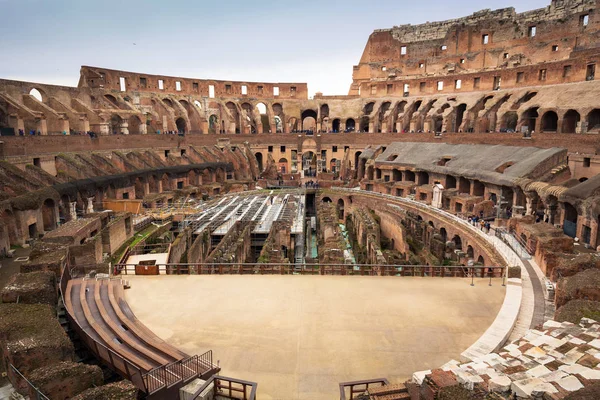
xmin=488 ymin=375 xmax=511 ymax=392
xmin=28 ymin=362 xmax=103 ymax=400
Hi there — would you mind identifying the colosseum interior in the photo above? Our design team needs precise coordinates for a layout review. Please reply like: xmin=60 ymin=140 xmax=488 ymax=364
xmin=1 ymin=0 xmax=600 ymax=399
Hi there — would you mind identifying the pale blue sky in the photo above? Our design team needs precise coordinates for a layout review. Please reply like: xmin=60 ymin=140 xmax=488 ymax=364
xmin=0 ymin=0 xmax=549 ymax=95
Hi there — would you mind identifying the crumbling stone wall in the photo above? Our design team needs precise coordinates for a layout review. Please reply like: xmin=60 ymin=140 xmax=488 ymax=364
xmin=27 ymin=361 xmax=103 ymax=400
xmin=1 ymin=271 xmax=57 ymax=307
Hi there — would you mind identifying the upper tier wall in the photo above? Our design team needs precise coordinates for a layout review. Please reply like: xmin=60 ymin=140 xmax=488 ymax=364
xmin=79 ymin=66 xmax=309 ymax=100
xmin=350 ymin=0 xmax=600 ymax=96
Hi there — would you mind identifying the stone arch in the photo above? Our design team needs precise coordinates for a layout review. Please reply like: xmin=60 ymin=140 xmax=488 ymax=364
xmin=345 ymin=118 xmax=356 ymax=132
xmin=467 ymin=245 xmax=474 ymax=259
xmin=161 ymin=173 xmax=171 ymax=191
xmin=520 ymin=107 xmax=539 ymax=133
xmin=562 ymin=110 xmax=580 ymax=133
xmin=359 ymin=116 xmax=370 ymax=132
xmin=439 ymin=227 xmax=448 ymax=243
xmin=563 ymin=202 xmax=578 ymax=238
xmin=337 ymin=198 xmax=345 ymax=220
xmin=42 ymin=198 xmax=57 ymax=232
xmin=225 ymin=102 xmax=240 ymax=134
xmin=110 ymin=114 xmax=123 ymax=134
xmin=278 ymin=158 xmax=288 ymax=174
xmin=179 ymin=99 xmax=203 ymax=133
xmin=541 ymin=111 xmax=558 ymax=133
xmin=322 ymin=197 xmax=332 ymax=203
xmin=288 ymin=117 xmax=298 ymax=132
xmin=476 ymin=255 xmax=485 ymax=265
xmin=209 ymin=114 xmax=219 ymax=134
xmin=176 ymin=117 xmax=187 ymax=134
xmin=320 ymin=104 xmax=329 ymax=120
xmin=455 ymin=103 xmax=467 ymax=132
xmin=135 ymin=177 xmax=145 ymax=199
xmin=255 ymin=152 xmax=264 ymax=172
xmin=451 ymin=234 xmax=463 ymax=250
xmin=587 ymin=109 xmax=600 ymax=133
xmin=29 ymin=88 xmax=44 ymax=102
xmin=256 ymin=102 xmax=270 ymax=133
xmin=128 ymin=115 xmax=143 ymax=135
xmin=215 ymin=168 xmax=225 ymax=182
xmin=354 ymin=151 xmax=362 ymax=170
xmin=363 ymin=102 xmax=375 ymax=115
xmin=274 ymin=116 xmax=283 ymax=133
xmin=501 ymin=111 xmax=518 ymax=131
xmin=301 ymin=109 xmax=317 ymax=132
xmin=332 ymin=118 xmax=341 ymax=133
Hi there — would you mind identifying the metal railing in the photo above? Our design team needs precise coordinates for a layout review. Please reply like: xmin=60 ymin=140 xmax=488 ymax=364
xmin=9 ymin=365 xmax=50 ymax=400
xmin=144 ymin=351 xmax=216 ymax=395
xmin=187 ymin=375 xmax=257 ymax=400
xmin=115 ymin=262 xmax=505 ymax=278
xmin=60 ymin=262 xmax=218 ymax=396
xmin=339 ymin=378 xmax=389 ymax=400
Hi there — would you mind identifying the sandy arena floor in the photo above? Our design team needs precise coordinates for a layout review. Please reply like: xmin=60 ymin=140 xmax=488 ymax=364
xmin=125 ymin=275 xmax=505 ymax=400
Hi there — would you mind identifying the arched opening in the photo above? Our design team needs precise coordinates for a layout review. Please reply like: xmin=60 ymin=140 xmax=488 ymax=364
xmin=320 ymin=104 xmax=329 ymax=120
xmin=302 ymin=151 xmax=317 ymax=176
xmin=363 ymin=102 xmax=375 ymax=115
xmin=446 ymin=175 xmax=457 ymax=189
xmin=176 ymin=118 xmax=187 ymax=134
xmin=439 ymin=228 xmax=447 ymax=243
xmin=161 ymin=174 xmax=171 ymax=191
xmin=274 ymin=116 xmax=282 ymax=133
xmin=215 ymin=168 xmax=225 ymax=183
xmin=255 ymin=153 xmax=263 ymax=172
xmin=301 ymin=110 xmax=318 ymax=132
xmin=332 ymin=119 xmax=341 ymax=133
xmin=541 ymin=111 xmax=558 ymax=132
xmin=354 ymin=152 xmax=362 ymax=170
xmin=359 ymin=117 xmax=370 ymax=132
xmin=562 ymin=110 xmax=580 ymax=133
xmin=433 ymin=116 xmax=443 ymax=133
xmin=452 ymin=235 xmax=463 ymax=250
xmin=42 ymin=198 xmax=56 ymax=232
xmin=428 ymin=221 xmax=435 ymax=228
xmin=366 ymin=166 xmax=374 ymax=180
xmin=579 ymin=177 xmax=588 ymax=183
xmin=29 ymin=88 xmax=43 ymax=102
xmin=209 ymin=114 xmax=218 ymax=134
xmin=472 ymin=180 xmax=485 ymax=197
xmin=337 ymin=199 xmax=345 ymax=220
xmin=563 ymin=202 xmax=578 ymax=238
xmin=148 ymin=175 xmax=159 ymax=193
xmin=256 ymin=103 xmax=270 ymax=133
xmin=288 ymin=117 xmax=298 ymax=132
xmin=587 ymin=109 xmax=600 ymax=133
xmin=278 ymin=158 xmax=288 ymax=174
xmin=502 ymin=112 xmax=518 ymax=132
xmin=322 ymin=197 xmax=332 ymax=203
xmin=135 ymin=178 xmax=145 ymax=199
xmin=226 ymin=102 xmax=240 ymax=134
xmin=521 ymin=107 xmax=539 ymax=133
xmin=345 ymin=118 xmax=356 ymax=132
xmin=467 ymin=245 xmax=474 ymax=259
xmin=393 ymin=169 xmax=402 ymax=181
xmin=110 ymin=115 xmax=123 ymax=134
xmin=455 ymin=104 xmax=467 ymax=131
xmin=405 ymin=170 xmax=415 ymax=182
xmin=476 ymin=255 xmax=485 ymax=265
xmin=162 ymin=98 xmax=174 ymax=108
xmin=194 ymin=100 xmax=202 ymax=109
xmin=128 ymin=115 xmax=143 ymax=135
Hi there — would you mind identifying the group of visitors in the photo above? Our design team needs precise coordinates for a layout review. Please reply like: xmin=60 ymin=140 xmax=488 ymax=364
xmin=303 ymin=180 xmax=319 ymax=189
xmin=467 ymin=215 xmax=492 ymax=233
xmin=156 ymin=130 xmax=184 ymax=135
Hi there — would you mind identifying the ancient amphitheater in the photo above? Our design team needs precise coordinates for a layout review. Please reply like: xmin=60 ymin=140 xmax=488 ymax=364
xmin=1 ymin=0 xmax=600 ymax=399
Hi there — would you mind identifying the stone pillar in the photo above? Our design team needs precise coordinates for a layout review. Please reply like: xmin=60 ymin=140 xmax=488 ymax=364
xmin=70 ymin=202 xmax=77 ymax=221
xmin=119 ymin=122 xmax=129 ymax=135
xmin=139 ymin=123 xmax=147 ymax=135
xmin=87 ymin=198 xmax=94 ymax=214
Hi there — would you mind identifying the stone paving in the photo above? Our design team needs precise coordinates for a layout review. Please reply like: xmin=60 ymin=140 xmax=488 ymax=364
xmin=413 ymin=318 xmax=600 ymax=398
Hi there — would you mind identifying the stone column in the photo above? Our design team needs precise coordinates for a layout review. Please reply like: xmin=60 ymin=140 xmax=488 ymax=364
xmin=87 ymin=198 xmax=94 ymax=214
xmin=70 ymin=202 xmax=77 ymax=221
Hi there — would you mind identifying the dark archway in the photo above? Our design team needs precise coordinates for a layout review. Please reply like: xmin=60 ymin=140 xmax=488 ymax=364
xmin=255 ymin=152 xmax=263 ymax=172
xmin=562 ymin=110 xmax=580 ymax=133
xmin=455 ymin=104 xmax=467 ymax=131
xmin=587 ymin=109 xmax=600 ymax=132
xmin=522 ymin=107 xmax=539 ymax=132
xmin=439 ymin=227 xmax=448 ymax=243
xmin=332 ymin=119 xmax=341 ymax=133
xmin=42 ymin=199 xmax=56 ymax=232
xmin=301 ymin=109 xmax=318 ymax=132
xmin=359 ymin=117 xmax=370 ymax=132
xmin=110 ymin=115 xmax=123 ymax=134
xmin=176 ymin=117 xmax=187 ymax=134
xmin=467 ymin=245 xmax=474 ymax=259
xmin=541 ymin=111 xmax=558 ymax=132
xmin=452 ymin=234 xmax=463 ymax=250
xmin=502 ymin=112 xmax=518 ymax=131
xmin=345 ymin=118 xmax=356 ymax=132
xmin=563 ymin=202 xmax=578 ymax=238
xmin=322 ymin=197 xmax=332 ymax=203
xmin=128 ymin=115 xmax=143 ymax=135
xmin=337 ymin=199 xmax=345 ymax=220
